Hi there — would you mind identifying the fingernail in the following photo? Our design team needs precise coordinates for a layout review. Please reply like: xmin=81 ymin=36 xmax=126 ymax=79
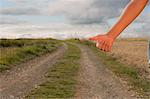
xmin=96 ymin=43 xmax=99 ymax=47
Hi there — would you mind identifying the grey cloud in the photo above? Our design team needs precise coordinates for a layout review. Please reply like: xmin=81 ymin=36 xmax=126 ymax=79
xmin=0 ymin=7 xmax=41 ymax=15
xmin=91 ymin=0 xmax=129 ymax=18
xmin=1 ymin=0 xmax=148 ymax=25
xmin=1 ymin=0 xmax=130 ymax=24
xmin=0 ymin=0 xmax=149 ymax=39
xmin=132 ymin=13 xmax=150 ymax=34
xmin=47 ymin=0 xmax=130 ymax=24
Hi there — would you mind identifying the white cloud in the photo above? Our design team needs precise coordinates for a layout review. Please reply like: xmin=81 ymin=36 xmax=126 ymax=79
xmin=0 ymin=23 xmax=107 ymax=39
xmin=47 ymin=0 xmax=130 ymax=24
xmin=0 ymin=0 xmax=149 ymax=39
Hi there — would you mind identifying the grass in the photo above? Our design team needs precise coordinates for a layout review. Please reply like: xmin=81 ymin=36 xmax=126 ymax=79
xmin=81 ymin=41 xmax=150 ymax=98
xmin=26 ymin=43 xmax=81 ymax=98
xmin=0 ymin=38 xmax=60 ymax=47
xmin=110 ymin=38 xmax=148 ymax=68
xmin=0 ymin=39 xmax=61 ymax=72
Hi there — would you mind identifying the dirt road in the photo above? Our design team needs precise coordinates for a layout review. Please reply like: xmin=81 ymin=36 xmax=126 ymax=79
xmin=0 ymin=43 xmax=138 ymax=99
xmin=75 ymin=44 xmax=136 ymax=99
xmin=0 ymin=43 xmax=67 ymax=98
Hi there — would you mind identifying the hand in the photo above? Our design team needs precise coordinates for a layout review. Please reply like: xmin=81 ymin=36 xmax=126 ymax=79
xmin=89 ymin=34 xmax=115 ymax=52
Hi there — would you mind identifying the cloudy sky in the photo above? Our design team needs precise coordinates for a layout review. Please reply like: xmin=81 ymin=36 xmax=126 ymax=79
xmin=0 ymin=0 xmax=150 ymax=39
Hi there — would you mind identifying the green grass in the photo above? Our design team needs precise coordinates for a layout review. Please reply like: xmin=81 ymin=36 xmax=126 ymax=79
xmin=81 ymin=41 xmax=150 ymax=97
xmin=0 ymin=38 xmax=59 ymax=47
xmin=26 ymin=43 xmax=81 ymax=98
xmin=0 ymin=39 xmax=61 ymax=72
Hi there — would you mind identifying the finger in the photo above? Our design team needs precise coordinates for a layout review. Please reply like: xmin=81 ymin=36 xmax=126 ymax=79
xmin=99 ymin=41 xmax=105 ymax=50
xmin=104 ymin=41 xmax=109 ymax=51
xmin=89 ymin=35 xmax=100 ymax=40
xmin=98 ymin=41 xmax=103 ymax=49
xmin=97 ymin=39 xmax=103 ymax=43
xmin=89 ymin=37 xmax=96 ymax=41
xmin=106 ymin=44 xmax=110 ymax=52
xmin=106 ymin=43 xmax=110 ymax=52
xmin=108 ymin=43 xmax=112 ymax=51
xmin=102 ymin=42 xmax=106 ymax=51
xmin=89 ymin=35 xmax=103 ymax=41
xmin=96 ymin=42 xmax=100 ymax=47
xmin=106 ymin=41 xmax=111 ymax=52
xmin=104 ymin=43 xmax=109 ymax=52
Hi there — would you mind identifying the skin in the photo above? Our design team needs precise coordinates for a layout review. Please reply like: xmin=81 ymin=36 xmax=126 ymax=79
xmin=89 ymin=0 xmax=149 ymax=52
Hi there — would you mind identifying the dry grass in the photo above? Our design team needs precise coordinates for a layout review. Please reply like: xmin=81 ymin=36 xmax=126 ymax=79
xmin=81 ymin=40 xmax=150 ymax=96
xmin=108 ymin=38 xmax=149 ymax=74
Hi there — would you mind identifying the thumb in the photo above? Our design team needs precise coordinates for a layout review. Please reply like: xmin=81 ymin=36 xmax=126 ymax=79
xmin=89 ymin=37 xmax=98 ymax=41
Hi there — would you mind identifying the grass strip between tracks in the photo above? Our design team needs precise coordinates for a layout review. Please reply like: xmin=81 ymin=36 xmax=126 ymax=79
xmin=26 ymin=43 xmax=81 ymax=98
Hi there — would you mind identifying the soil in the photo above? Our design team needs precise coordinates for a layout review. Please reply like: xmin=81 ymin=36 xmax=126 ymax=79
xmin=75 ymin=44 xmax=137 ymax=99
xmin=0 ymin=43 xmax=67 ymax=99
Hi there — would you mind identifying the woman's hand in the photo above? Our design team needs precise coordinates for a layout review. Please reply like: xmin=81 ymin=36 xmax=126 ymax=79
xmin=89 ymin=34 xmax=115 ymax=52
xmin=88 ymin=0 xmax=148 ymax=52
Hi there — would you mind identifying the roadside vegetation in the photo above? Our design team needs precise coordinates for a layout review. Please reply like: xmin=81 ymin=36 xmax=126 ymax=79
xmin=81 ymin=40 xmax=150 ymax=97
xmin=0 ymin=39 xmax=61 ymax=72
xmin=26 ymin=43 xmax=81 ymax=98
xmin=109 ymin=38 xmax=148 ymax=70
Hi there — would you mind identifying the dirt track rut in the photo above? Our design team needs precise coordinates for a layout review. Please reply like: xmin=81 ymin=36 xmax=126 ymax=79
xmin=0 ymin=43 xmax=67 ymax=98
xmin=75 ymin=44 xmax=136 ymax=99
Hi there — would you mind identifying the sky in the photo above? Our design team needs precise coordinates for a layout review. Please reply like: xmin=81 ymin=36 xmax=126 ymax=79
xmin=0 ymin=0 xmax=150 ymax=39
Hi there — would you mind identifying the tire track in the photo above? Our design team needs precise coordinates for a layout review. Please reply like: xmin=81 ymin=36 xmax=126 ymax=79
xmin=0 ymin=43 xmax=67 ymax=98
xmin=75 ymin=44 xmax=136 ymax=99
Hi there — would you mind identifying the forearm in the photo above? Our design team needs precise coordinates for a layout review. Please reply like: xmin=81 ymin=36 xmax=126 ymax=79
xmin=107 ymin=0 xmax=149 ymax=39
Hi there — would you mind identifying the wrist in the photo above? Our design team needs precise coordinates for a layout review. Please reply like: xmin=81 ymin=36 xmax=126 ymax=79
xmin=106 ymin=33 xmax=116 ymax=40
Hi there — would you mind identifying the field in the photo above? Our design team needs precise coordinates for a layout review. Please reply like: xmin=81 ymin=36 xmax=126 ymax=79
xmin=108 ymin=38 xmax=149 ymax=77
xmin=0 ymin=38 xmax=150 ymax=98
xmin=0 ymin=39 xmax=61 ymax=71
xmin=81 ymin=40 xmax=150 ymax=97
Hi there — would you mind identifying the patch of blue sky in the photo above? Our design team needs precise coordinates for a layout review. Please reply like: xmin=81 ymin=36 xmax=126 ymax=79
xmin=0 ymin=0 xmax=15 ymax=8
xmin=21 ymin=15 xmax=66 ymax=24
xmin=143 ymin=5 xmax=150 ymax=13
xmin=1 ymin=15 xmax=66 ymax=24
